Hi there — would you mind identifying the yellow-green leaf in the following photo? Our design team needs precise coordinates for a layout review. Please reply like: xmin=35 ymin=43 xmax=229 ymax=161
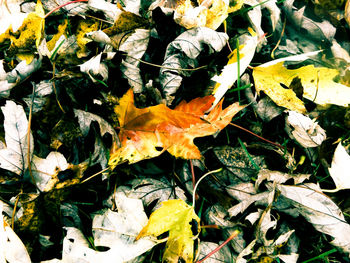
xmin=137 ymin=199 xmax=200 ymax=263
xmin=253 ymin=62 xmax=350 ymax=113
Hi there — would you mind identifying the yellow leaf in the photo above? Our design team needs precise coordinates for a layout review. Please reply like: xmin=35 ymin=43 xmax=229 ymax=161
xmin=137 ymin=199 xmax=200 ymax=263
xmin=228 ymin=0 xmax=244 ymax=13
xmin=202 ymin=0 xmax=229 ymax=30
xmin=76 ymin=20 xmax=99 ymax=58
xmin=253 ymin=62 xmax=350 ymax=112
xmin=174 ymin=0 xmax=229 ymax=30
xmin=211 ymin=32 xmax=258 ymax=109
xmin=0 ymin=0 xmax=45 ymax=64
xmin=46 ymin=19 xmax=68 ymax=52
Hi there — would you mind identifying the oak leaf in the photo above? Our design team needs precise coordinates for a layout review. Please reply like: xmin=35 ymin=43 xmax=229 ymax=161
xmin=108 ymin=89 xmax=244 ymax=169
xmin=136 ymin=199 xmax=200 ymax=263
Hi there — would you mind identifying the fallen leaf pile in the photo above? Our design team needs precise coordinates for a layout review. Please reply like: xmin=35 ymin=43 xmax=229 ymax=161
xmin=0 ymin=0 xmax=350 ymax=262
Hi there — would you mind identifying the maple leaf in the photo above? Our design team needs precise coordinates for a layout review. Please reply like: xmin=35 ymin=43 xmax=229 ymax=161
xmin=136 ymin=199 xmax=200 ymax=263
xmin=108 ymin=89 xmax=244 ymax=169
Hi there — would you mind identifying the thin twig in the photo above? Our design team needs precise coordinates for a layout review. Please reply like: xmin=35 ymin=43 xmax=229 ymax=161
xmin=80 ymin=168 xmax=109 ymax=184
xmin=27 ymin=84 xmax=36 ymax=185
xmin=196 ymin=230 xmax=240 ymax=263
xmin=11 ymin=189 xmax=23 ymax=229
xmin=126 ymin=55 xmax=208 ymax=71
xmin=192 ymin=168 xmax=222 ymax=210
xmin=44 ymin=0 xmax=89 ymax=18
xmin=229 ymin=122 xmax=285 ymax=149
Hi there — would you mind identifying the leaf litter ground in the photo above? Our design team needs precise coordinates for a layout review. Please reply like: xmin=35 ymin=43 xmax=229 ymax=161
xmin=1 ymin=0 xmax=350 ymax=262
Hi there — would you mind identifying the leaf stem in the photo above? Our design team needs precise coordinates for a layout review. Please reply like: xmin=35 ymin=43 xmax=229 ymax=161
xmin=27 ymin=84 xmax=36 ymax=186
xmin=192 ymin=168 xmax=222 ymax=210
xmin=44 ymin=0 xmax=89 ymax=19
xmin=196 ymin=230 xmax=240 ymax=263
xmin=229 ymin=122 xmax=285 ymax=149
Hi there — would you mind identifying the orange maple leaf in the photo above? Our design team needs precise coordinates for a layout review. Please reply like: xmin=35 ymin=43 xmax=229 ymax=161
xmin=108 ymin=89 xmax=244 ymax=169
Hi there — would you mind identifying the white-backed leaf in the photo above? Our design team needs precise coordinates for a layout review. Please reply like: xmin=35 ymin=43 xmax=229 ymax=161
xmin=277 ymin=184 xmax=350 ymax=253
xmin=119 ymin=29 xmax=150 ymax=93
xmin=160 ymin=27 xmax=228 ymax=105
xmin=0 ymin=58 xmax=41 ymax=98
xmin=46 ymin=193 xmax=156 ymax=262
xmin=285 ymin=111 xmax=326 ymax=148
xmin=74 ymin=109 xmax=118 ymax=139
xmin=31 ymin=152 xmax=69 ymax=192
xmin=198 ymin=242 xmax=234 ymax=263
xmin=210 ymin=32 xmax=257 ymax=110
xmin=0 ymin=202 xmax=31 ymax=263
xmin=328 ymin=143 xmax=350 ymax=191
xmin=118 ymin=177 xmax=187 ymax=210
xmin=0 ymin=101 xmax=34 ymax=175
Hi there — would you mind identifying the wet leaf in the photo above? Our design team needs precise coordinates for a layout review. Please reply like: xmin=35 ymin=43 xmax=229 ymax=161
xmin=137 ymin=199 xmax=200 ymax=263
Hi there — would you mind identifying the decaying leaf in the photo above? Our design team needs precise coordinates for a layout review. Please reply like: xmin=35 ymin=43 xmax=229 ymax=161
xmin=276 ymin=184 xmax=350 ymax=254
xmin=137 ymin=199 xmax=200 ymax=263
xmin=45 ymin=193 xmax=157 ymax=262
xmin=198 ymin=241 xmax=234 ymax=262
xmin=346 ymin=0 xmax=350 ymax=28
xmin=0 ymin=57 xmax=42 ymax=97
xmin=119 ymin=29 xmax=150 ymax=93
xmin=160 ymin=27 xmax=228 ymax=105
xmin=23 ymin=81 xmax=53 ymax=113
xmin=253 ymin=59 xmax=350 ymax=112
xmin=256 ymin=169 xmax=310 ymax=187
xmin=0 ymin=0 xmax=45 ymax=63
xmin=283 ymin=0 xmax=336 ymax=43
xmin=79 ymin=53 xmax=109 ymax=82
xmin=214 ymin=145 xmax=267 ymax=181
xmin=0 ymin=202 xmax=31 ymax=263
xmin=328 ymin=142 xmax=350 ymax=191
xmin=76 ymin=20 xmax=99 ymax=58
xmin=173 ymin=0 xmax=229 ymax=30
xmin=285 ymin=111 xmax=326 ymax=148
xmin=108 ymin=89 xmax=244 ymax=168
xmin=117 ymin=177 xmax=187 ymax=210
